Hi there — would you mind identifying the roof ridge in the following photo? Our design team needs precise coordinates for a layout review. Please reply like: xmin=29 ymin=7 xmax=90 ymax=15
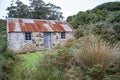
xmin=7 ymin=17 xmax=66 ymax=22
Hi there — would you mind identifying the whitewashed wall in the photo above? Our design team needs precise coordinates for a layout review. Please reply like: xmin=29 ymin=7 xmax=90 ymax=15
xmin=8 ymin=32 xmax=74 ymax=53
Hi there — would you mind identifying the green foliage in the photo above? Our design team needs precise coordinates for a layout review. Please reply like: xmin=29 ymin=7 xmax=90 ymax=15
xmin=72 ymin=35 xmax=118 ymax=69
xmin=104 ymin=75 xmax=120 ymax=80
xmin=0 ymin=39 xmax=17 ymax=79
xmin=35 ymin=50 xmax=70 ymax=80
xmin=65 ymin=66 xmax=84 ymax=80
xmin=65 ymin=39 xmax=75 ymax=48
xmin=0 ymin=19 xmax=18 ymax=80
xmin=104 ymin=48 xmax=120 ymax=79
xmin=6 ymin=0 xmax=30 ymax=18
xmin=37 ymin=49 xmax=74 ymax=71
xmin=67 ymin=2 xmax=120 ymax=43
xmin=36 ymin=65 xmax=67 ymax=80
xmin=93 ymin=2 xmax=120 ymax=11
xmin=66 ymin=16 xmax=73 ymax=22
xmin=87 ymin=64 xmax=104 ymax=80
xmin=67 ymin=9 xmax=108 ymax=29
xmin=0 ymin=19 xmax=6 ymax=40
xmin=85 ymin=75 xmax=92 ymax=80
xmin=35 ymin=66 xmax=67 ymax=80
xmin=54 ymin=49 xmax=74 ymax=71
xmin=71 ymin=35 xmax=120 ymax=80
xmin=75 ymin=30 xmax=83 ymax=39
xmin=93 ymin=11 xmax=120 ymax=44
xmin=6 ymin=0 xmax=63 ymax=20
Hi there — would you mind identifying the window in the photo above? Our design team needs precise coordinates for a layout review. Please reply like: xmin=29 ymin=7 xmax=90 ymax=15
xmin=25 ymin=32 xmax=31 ymax=40
xmin=61 ymin=32 xmax=66 ymax=39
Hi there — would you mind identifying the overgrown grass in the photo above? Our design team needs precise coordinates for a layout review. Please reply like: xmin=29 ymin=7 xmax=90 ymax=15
xmin=71 ymin=35 xmax=120 ymax=80
xmin=35 ymin=49 xmax=69 ymax=80
xmin=20 ymin=51 xmax=48 ymax=68
xmin=72 ymin=35 xmax=117 ymax=68
xmin=10 ymin=51 xmax=49 ymax=80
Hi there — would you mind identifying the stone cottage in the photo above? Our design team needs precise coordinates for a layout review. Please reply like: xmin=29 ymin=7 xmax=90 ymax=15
xmin=7 ymin=18 xmax=74 ymax=53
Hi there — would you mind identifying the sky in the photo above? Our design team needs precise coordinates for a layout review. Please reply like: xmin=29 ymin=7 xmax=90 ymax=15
xmin=0 ymin=0 xmax=119 ymax=20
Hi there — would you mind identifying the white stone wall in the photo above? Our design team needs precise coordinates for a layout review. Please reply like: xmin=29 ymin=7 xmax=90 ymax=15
xmin=8 ymin=33 xmax=25 ymax=52
xmin=52 ymin=33 xmax=61 ymax=47
xmin=8 ymin=32 xmax=74 ymax=53
xmin=52 ymin=32 xmax=74 ymax=47
xmin=60 ymin=32 xmax=74 ymax=46
xmin=32 ymin=32 xmax=44 ymax=51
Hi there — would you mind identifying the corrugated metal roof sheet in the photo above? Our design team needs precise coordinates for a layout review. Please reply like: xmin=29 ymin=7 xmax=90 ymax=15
xmin=7 ymin=18 xmax=73 ymax=32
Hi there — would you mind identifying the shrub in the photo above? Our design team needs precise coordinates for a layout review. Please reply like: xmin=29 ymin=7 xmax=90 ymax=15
xmin=73 ymin=35 xmax=117 ymax=69
xmin=87 ymin=64 xmax=104 ymax=80
xmin=35 ymin=66 xmax=67 ymax=80
xmin=55 ymin=43 xmax=63 ymax=50
xmin=65 ymin=39 xmax=75 ymax=48
xmin=74 ymin=28 xmax=84 ymax=39
xmin=71 ymin=35 xmax=119 ymax=79
xmin=65 ymin=66 xmax=85 ymax=80
xmin=0 ymin=39 xmax=17 ymax=80
xmin=54 ymin=48 xmax=75 ymax=71
xmin=104 ymin=44 xmax=120 ymax=79
xmin=35 ymin=50 xmax=71 ymax=80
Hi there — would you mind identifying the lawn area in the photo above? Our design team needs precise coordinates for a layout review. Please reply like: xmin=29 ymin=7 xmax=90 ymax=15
xmin=11 ymin=51 xmax=50 ymax=80
xmin=20 ymin=51 xmax=48 ymax=69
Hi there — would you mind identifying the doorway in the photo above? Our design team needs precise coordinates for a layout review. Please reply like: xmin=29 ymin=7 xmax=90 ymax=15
xmin=44 ymin=32 xmax=52 ymax=49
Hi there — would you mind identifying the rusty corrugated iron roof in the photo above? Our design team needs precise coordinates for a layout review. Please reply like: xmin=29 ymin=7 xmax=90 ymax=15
xmin=7 ymin=18 xmax=73 ymax=32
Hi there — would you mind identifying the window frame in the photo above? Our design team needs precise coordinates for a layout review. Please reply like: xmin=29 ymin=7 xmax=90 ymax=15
xmin=25 ymin=32 xmax=32 ymax=40
xmin=61 ymin=32 xmax=66 ymax=39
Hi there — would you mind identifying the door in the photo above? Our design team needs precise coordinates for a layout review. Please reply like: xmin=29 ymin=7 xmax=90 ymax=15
xmin=44 ymin=32 xmax=52 ymax=49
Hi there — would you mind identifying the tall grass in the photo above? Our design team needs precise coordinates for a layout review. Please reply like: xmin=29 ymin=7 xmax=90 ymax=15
xmin=71 ymin=35 xmax=119 ymax=79
xmin=35 ymin=53 xmax=68 ymax=80
xmin=72 ymin=35 xmax=118 ymax=70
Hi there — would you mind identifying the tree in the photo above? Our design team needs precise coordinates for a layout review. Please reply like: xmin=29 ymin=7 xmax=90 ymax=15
xmin=6 ymin=0 xmax=64 ymax=20
xmin=7 ymin=0 xmax=30 ymax=18
xmin=45 ymin=3 xmax=63 ymax=20
xmin=29 ymin=0 xmax=47 ymax=19
xmin=67 ymin=2 xmax=120 ymax=29
xmin=93 ymin=1 xmax=120 ymax=11
xmin=29 ymin=0 xmax=63 ymax=20
xmin=67 ymin=1 xmax=120 ymax=43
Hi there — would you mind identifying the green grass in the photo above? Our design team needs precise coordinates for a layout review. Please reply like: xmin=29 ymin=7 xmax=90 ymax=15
xmin=20 ymin=51 xmax=48 ymax=69
xmin=10 ymin=50 xmax=68 ymax=80
xmin=10 ymin=51 xmax=49 ymax=80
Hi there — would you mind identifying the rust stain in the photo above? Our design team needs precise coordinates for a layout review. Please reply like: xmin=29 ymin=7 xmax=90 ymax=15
xmin=8 ymin=20 xmax=16 ymax=32
xmin=34 ymin=20 xmax=48 ymax=32
xmin=52 ymin=22 xmax=64 ymax=32
xmin=18 ymin=19 xmax=27 ymax=32
xmin=7 ymin=18 xmax=73 ymax=32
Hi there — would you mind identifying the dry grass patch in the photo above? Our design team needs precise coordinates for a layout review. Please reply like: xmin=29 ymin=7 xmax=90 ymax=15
xmin=72 ymin=35 xmax=118 ymax=70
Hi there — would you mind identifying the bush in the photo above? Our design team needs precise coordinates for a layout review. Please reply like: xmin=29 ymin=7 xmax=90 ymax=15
xmin=71 ymin=35 xmax=119 ymax=79
xmin=74 ymin=28 xmax=84 ymax=39
xmin=35 ymin=66 xmax=67 ymax=80
xmin=35 ymin=49 xmax=72 ymax=80
xmin=54 ymin=49 xmax=75 ymax=71
xmin=87 ymin=64 xmax=104 ymax=80
xmin=0 ymin=39 xmax=17 ymax=80
xmin=65 ymin=39 xmax=75 ymax=48
xmin=73 ymin=35 xmax=117 ymax=69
